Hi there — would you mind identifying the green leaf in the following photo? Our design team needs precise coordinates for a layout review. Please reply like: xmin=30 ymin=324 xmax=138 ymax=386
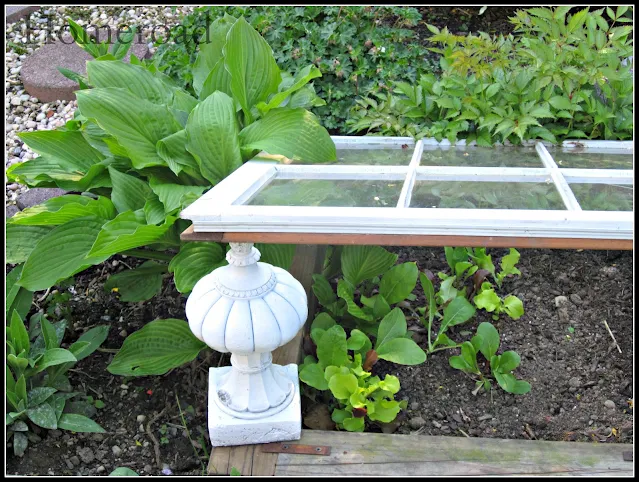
xmin=18 ymin=130 xmax=104 ymax=172
xmin=10 ymin=310 xmax=30 ymax=356
xmin=185 ymin=91 xmax=243 ymax=185
xmin=110 ymin=25 xmax=136 ymax=60
xmin=310 ymin=313 xmax=336 ymax=345
xmin=419 ymin=272 xmax=437 ymax=325
xmin=149 ymin=178 xmax=207 ymax=214
xmin=26 ymin=403 xmax=57 ymax=429
xmin=6 ymin=266 xmax=33 ymax=321
xmin=377 ymin=338 xmax=426 ymax=365
xmin=69 ymin=325 xmax=109 ymax=361
xmin=311 ymin=274 xmax=337 ymax=308
xmin=67 ymin=17 xmax=100 ymax=57
xmin=440 ymin=297 xmax=476 ymax=333
xmin=494 ymin=372 xmax=531 ymax=394
xmin=372 ymin=295 xmax=391 ymax=319
xmin=143 ymin=195 xmax=166 ymax=225
xmin=224 ymin=16 xmax=281 ymax=120
xmin=258 ymin=64 xmax=322 ymax=114
xmin=341 ymin=246 xmax=397 ymax=287
xmin=34 ymin=348 xmax=77 ymax=373
xmin=18 ymin=217 xmax=109 ymax=291
xmin=107 ymin=319 xmax=206 ymax=376
xmin=375 ymin=308 xmax=407 ymax=349
xmin=41 ymin=316 xmax=59 ymax=349
xmin=368 ymin=399 xmax=401 ymax=423
xmin=328 ymin=373 xmax=358 ymax=400
xmin=169 ymin=242 xmax=226 ymax=293
xmin=299 ymin=362 xmax=329 ymax=390
xmin=192 ymin=14 xmax=236 ymax=96
xmin=476 ymin=322 xmax=500 ymax=360
xmin=76 ymin=87 xmax=181 ymax=169
xmin=108 ymin=167 xmax=153 ymax=213
xmin=8 ymin=195 xmax=116 ymax=226
xmin=567 ymin=7 xmax=589 ymax=33
xmin=316 ymin=325 xmax=348 ymax=370
xmin=57 ymin=413 xmax=106 ymax=433
xmin=13 ymin=432 xmax=28 ymax=457
xmin=256 ymin=243 xmax=296 ymax=270
xmin=548 ymin=96 xmax=573 ymax=111
xmin=105 ymin=261 xmax=167 ymax=302
xmin=27 ymin=387 xmax=57 ymax=408
xmin=5 ymin=225 xmax=50 ymax=264
xmin=88 ymin=210 xmax=176 ymax=258
xmin=342 ymin=416 xmax=365 ymax=432
xmin=473 ymin=287 xmax=501 ymax=313
xmin=497 ymin=351 xmax=521 ymax=373
xmin=87 ymin=60 xmax=173 ymax=104
xmin=346 ymin=329 xmax=370 ymax=352
xmin=239 ymin=108 xmax=336 ymax=163
xmin=337 ymin=280 xmax=374 ymax=322
xmin=503 ymin=295 xmax=524 ymax=320
xmin=378 ymin=262 xmax=418 ymax=305
xmin=485 ymin=83 xmax=500 ymax=99
xmin=15 ymin=374 xmax=28 ymax=404
xmin=110 ymin=467 xmax=140 ymax=476
xmin=437 ymin=276 xmax=458 ymax=305
xmin=156 ymin=130 xmax=205 ymax=179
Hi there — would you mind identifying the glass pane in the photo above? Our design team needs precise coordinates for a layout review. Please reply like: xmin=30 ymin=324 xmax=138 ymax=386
xmin=410 ymin=180 xmax=564 ymax=209
xmin=570 ymin=183 xmax=633 ymax=211
xmin=248 ymin=179 xmax=402 ymax=207
xmin=420 ymin=146 xmax=543 ymax=167
xmin=551 ymin=151 xmax=633 ymax=169
xmin=254 ymin=147 xmax=414 ymax=165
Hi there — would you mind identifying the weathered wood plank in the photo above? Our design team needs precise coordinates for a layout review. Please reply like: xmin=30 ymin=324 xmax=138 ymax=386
xmin=207 ymin=245 xmax=325 ymax=476
xmin=274 ymin=430 xmax=633 ymax=476
xmin=180 ymin=226 xmax=633 ymax=251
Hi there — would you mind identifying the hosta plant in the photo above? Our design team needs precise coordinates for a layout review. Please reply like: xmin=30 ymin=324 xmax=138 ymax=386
xmin=299 ymin=314 xmax=407 ymax=431
xmin=6 ymin=15 xmax=335 ymax=376
xmin=6 ymin=310 xmax=108 ymax=456
xmin=449 ymin=322 xmax=530 ymax=394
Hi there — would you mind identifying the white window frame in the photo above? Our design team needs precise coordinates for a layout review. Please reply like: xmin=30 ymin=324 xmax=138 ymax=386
xmin=181 ymin=137 xmax=633 ymax=241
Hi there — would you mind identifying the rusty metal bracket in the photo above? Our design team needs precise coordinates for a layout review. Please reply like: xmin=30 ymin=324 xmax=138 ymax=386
xmin=260 ymin=442 xmax=331 ymax=456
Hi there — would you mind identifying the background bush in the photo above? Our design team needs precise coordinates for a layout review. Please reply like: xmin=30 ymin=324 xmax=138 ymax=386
xmin=153 ymin=6 xmax=437 ymax=132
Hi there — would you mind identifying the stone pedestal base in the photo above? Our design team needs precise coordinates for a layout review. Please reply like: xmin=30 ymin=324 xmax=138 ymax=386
xmin=208 ymin=364 xmax=301 ymax=447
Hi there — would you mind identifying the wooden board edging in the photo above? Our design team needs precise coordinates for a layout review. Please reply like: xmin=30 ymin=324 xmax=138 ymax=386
xmin=181 ymin=226 xmax=633 ymax=250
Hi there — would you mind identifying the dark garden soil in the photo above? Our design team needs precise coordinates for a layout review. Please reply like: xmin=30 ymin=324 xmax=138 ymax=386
xmin=305 ymin=247 xmax=634 ymax=445
xmin=6 ymin=247 xmax=634 ymax=476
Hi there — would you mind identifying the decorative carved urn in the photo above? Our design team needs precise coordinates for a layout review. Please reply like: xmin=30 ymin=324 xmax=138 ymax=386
xmin=185 ymin=242 xmax=307 ymax=428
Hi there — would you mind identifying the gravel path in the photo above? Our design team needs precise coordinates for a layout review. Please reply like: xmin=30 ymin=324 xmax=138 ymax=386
xmin=5 ymin=5 xmax=194 ymax=207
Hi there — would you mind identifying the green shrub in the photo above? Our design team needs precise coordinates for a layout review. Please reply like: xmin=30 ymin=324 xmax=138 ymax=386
xmin=348 ymin=6 xmax=633 ymax=143
xmin=7 ymin=15 xmax=335 ymax=376
xmin=153 ymin=6 xmax=436 ymax=132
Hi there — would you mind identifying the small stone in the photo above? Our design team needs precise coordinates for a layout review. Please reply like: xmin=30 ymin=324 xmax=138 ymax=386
xmin=554 ymin=296 xmax=569 ymax=308
xmin=143 ymin=465 xmax=153 ymax=474
xmin=590 ymin=414 xmax=598 ymax=421
xmin=408 ymin=416 xmax=426 ymax=429
xmin=604 ymin=400 xmax=616 ymax=410
xmin=76 ymin=447 xmax=95 ymax=464
xmin=119 ymin=329 xmax=128 ymax=337
xmin=568 ymin=377 xmax=581 ymax=388
xmin=69 ymin=455 xmax=80 ymax=467
xmin=64 ymin=458 xmax=74 ymax=470
xmin=25 ymin=120 xmax=37 ymax=129
xmin=112 ymin=445 xmax=122 ymax=457
xmin=48 ymin=429 xmax=62 ymax=439
xmin=409 ymin=401 xmax=419 ymax=411
xmin=92 ymin=433 xmax=104 ymax=442
xmin=431 ymin=420 xmax=442 ymax=429
xmin=11 ymin=97 xmax=21 ymax=106
xmin=97 ymin=466 xmax=105 ymax=473
xmin=137 ymin=414 xmax=147 ymax=423
xmin=139 ymin=424 xmax=145 ymax=432
xmin=569 ymin=293 xmax=583 ymax=305
xmin=120 ymin=384 xmax=129 ymax=390
xmin=478 ymin=414 xmax=494 ymax=422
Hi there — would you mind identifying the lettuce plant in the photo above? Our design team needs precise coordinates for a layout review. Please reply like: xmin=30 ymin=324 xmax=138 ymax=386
xmin=7 ymin=15 xmax=335 ymax=376
xmin=300 ymin=314 xmax=407 ymax=432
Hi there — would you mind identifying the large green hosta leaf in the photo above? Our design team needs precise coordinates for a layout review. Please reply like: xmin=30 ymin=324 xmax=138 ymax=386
xmin=105 ymin=261 xmax=167 ymax=302
xmin=256 ymin=64 xmax=322 ymax=115
xmin=6 ymin=266 xmax=33 ymax=320
xmin=168 ymin=242 xmax=226 ymax=293
xmin=108 ymin=167 xmax=153 ymax=213
xmin=18 ymin=130 xmax=104 ymax=171
xmin=341 ymin=246 xmax=398 ymax=287
xmin=6 ymin=157 xmax=111 ymax=192
xmin=192 ymin=13 xmax=236 ymax=96
xmin=6 ymin=225 xmax=54 ymax=264
xmin=239 ymin=108 xmax=336 ymax=163
xmin=76 ymin=87 xmax=181 ymax=169
xmin=18 ymin=217 xmax=109 ymax=291
xmin=107 ymin=319 xmax=206 ymax=376
xmin=156 ymin=130 xmax=206 ymax=181
xmin=87 ymin=60 xmax=173 ymax=104
xmin=148 ymin=178 xmax=207 ymax=214
xmin=88 ymin=210 xmax=177 ymax=258
xmin=8 ymin=195 xmax=116 ymax=225
xmin=255 ymin=243 xmax=296 ymax=270
xmin=185 ymin=91 xmax=243 ymax=184
xmin=224 ymin=16 xmax=281 ymax=121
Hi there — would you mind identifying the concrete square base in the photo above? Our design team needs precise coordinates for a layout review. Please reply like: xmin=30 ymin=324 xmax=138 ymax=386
xmin=208 ymin=364 xmax=301 ymax=447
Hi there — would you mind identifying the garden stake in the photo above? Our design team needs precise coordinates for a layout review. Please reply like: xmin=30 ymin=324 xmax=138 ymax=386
xmin=603 ymin=320 xmax=622 ymax=354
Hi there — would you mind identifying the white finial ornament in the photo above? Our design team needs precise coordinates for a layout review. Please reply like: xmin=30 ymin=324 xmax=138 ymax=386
xmin=186 ymin=242 xmax=307 ymax=446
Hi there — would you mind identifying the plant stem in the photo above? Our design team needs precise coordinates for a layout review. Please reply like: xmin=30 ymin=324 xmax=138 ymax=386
xmin=121 ymin=249 xmax=174 ymax=262
xmin=430 ymin=344 xmax=463 ymax=354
